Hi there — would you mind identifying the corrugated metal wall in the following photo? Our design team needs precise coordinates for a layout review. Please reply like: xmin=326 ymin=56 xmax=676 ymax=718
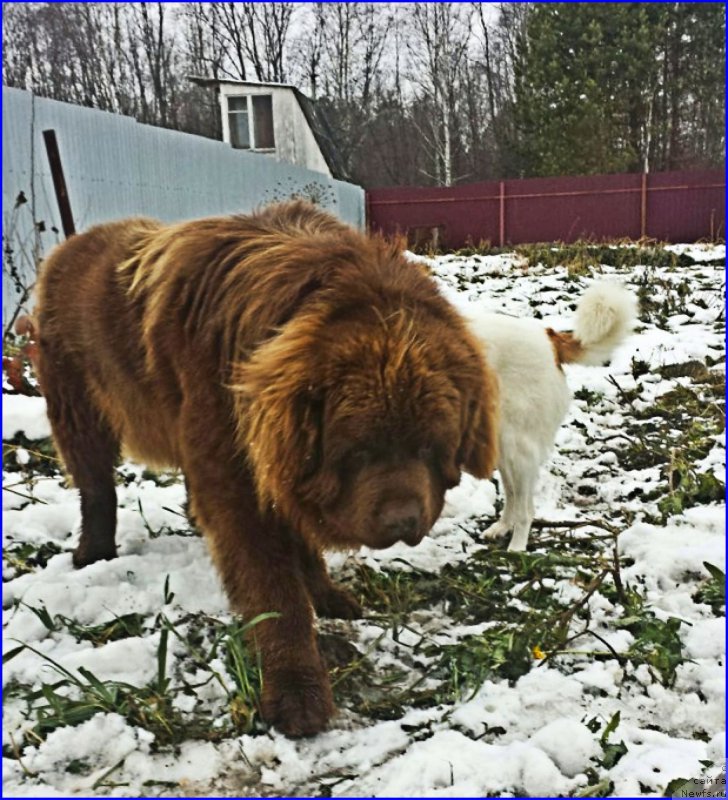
xmin=367 ymin=169 xmax=725 ymax=250
xmin=2 ymin=87 xmax=365 ymax=323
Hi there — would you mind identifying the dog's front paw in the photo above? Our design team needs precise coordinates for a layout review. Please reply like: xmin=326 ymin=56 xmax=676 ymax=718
xmin=72 ymin=540 xmax=117 ymax=568
xmin=314 ymin=585 xmax=363 ymax=619
xmin=506 ymin=529 xmax=530 ymax=552
xmin=260 ymin=664 xmax=334 ymax=738
xmin=483 ymin=519 xmax=510 ymax=540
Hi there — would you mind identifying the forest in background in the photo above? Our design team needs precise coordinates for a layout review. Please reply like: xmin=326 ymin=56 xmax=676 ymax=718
xmin=3 ymin=2 xmax=725 ymax=187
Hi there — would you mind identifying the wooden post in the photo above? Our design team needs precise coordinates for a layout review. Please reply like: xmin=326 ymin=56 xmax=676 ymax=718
xmin=640 ymin=172 xmax=647 ymax=240
xmin=499 ymin=181 xmax=505 ymax=247
xmin=42 ymin=129 xmax=75 ymax=237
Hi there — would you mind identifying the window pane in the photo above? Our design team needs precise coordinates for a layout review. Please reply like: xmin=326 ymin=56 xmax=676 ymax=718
xmin=228 ymin=96 xmax=247 ymax=112
xmin=229 ymin=111 xmax=250 ymax=149
xmin=252 ymin=95 xmax=275 ymax=149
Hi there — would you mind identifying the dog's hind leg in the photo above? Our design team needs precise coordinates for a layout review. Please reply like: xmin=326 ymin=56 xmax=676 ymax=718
xmin=505 ymin=458 xmax=539 ymax=553
xmin=38 ymin=345 xmax=120 ymax=567
xmin=484 ymin=458 xmax=517 ymax=541
xmin=483 ymin=489 xmax=512 ymax=539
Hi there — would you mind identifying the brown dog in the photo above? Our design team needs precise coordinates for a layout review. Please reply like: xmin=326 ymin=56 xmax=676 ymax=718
xmin=34 ymin=201 xmax=498 ymax=737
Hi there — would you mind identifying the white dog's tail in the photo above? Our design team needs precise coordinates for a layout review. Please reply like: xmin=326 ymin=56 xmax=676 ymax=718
xmin=546 ymin=282 xmax=638 ymax=367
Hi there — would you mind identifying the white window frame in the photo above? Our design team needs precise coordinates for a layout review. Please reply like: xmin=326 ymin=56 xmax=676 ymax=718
xmin=227 ymin=94 xmax=275 ymax=152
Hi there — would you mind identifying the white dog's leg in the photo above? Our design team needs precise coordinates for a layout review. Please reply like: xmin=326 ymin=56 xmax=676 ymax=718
xmin=507 ymin=517 xmax=533 ymax=552
xmin=503 ymin=443 xmax=540 ymax=552
xmin=483 ymin=517 xmax=511 ymax=539
xmin=506 ymin=464 xmax=538 ymax=552
xmin=484 ymin=464 xmax=516 ymax=540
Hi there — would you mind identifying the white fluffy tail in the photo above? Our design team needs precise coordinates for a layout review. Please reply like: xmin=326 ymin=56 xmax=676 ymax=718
xmin=569 ymin=281 xmax=638 ymax=366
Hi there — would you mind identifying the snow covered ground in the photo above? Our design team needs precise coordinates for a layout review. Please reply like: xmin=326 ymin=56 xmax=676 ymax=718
xmin=3 ymin=244 xmax=725 ymax=797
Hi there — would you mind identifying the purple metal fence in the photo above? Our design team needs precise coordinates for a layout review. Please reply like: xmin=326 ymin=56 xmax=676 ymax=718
xmin=366 ymin=169 xmax=725 ymax=248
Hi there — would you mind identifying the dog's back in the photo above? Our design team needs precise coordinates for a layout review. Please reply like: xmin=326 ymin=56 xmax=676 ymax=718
xmin=469 ymin=312 xmax=571 ymax=466
xmin=35 ymin=218 xmax=179 ymax=464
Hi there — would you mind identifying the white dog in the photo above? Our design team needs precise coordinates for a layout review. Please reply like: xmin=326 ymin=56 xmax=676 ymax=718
xmin=468 ymin=282 xmax=638 ymax=552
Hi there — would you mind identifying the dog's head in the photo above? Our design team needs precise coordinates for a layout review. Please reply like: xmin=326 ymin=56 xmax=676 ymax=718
xmin=233 ymin=294 xmax=498 ymax=551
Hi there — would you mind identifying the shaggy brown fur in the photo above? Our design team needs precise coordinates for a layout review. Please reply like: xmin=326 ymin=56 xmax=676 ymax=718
xmin=34 ymin=201 xmax=499 ymax=737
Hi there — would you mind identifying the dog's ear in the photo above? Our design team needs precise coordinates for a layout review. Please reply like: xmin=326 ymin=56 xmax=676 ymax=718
xmin=229 ymin=315 xmax=324 ymax=510
xmin=456 ymin=357 xmax=499 ymax=480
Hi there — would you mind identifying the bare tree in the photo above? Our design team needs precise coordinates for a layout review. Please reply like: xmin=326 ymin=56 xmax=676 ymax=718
xmin=182 ymin=3 xmax=224 ymax=80
xmin=206 ymin=2 xmax=295 ymax=83
xmin=3 ymin=2 xmax=721 ymax=187
xmin=124 ymin=3 xmax=179 ymax=127
xmin=461 ymin=2 xmax=530 ymax=179
xmin=178 ymin=4 xmax=225 ymax=138
xmin=289 ymin=3 xmax=326 ymax=98
xmin=406 ymin=4 xmax=473 ymax=186
xmin=210 ymin=3 xmax=249 ymax=80
xmin=247 ymin=2 xmax=295 ymax=83
xmin=303 ymin=4 xmax=392 ymax=179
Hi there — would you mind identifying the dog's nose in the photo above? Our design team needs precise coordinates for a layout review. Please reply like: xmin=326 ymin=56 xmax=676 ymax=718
xmin=378 ymin=499 xmax=422 ymax=545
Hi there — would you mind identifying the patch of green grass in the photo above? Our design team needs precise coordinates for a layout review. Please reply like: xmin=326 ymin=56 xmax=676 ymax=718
xmin=3 ymin=435 xmax=60 ymax=477
xmin=356 ymin=549 xmax=608 ymax=625
xmin=5 ymin=588 xmax=278 ymax=752
xmin=4 ymin=541 xmax=63 ymax=577
xmin=642 ymin=385 xmax=724 ymax=426
xmin=657 ymin=465 xmax=724 ymax=521
xmin=513 ymin=241 xmax=691 ymax=273
xmin=22 ymin=602 xmax=146 ymax=646
xmin=612 ymin=417 xmax=720 ymax=474
xmin=134 ymin=497 xmax=198 ymax=539
xmin=634 ymin=269 xmax=695 ymax=328
xmin=427 ymin=563 xmax=617 ymax=700
xmin=631 ymin=358 xmax=651 ymax=380
xmin=430 ymin=624 xmax=538 ymax=698
xmin=608 ymin=362 xmax=725 ymax=520
xmin=596 ymin=710 xmax=629 ymax=771
xmin=65 ymin=758 xmax=91 ymax=775
xmin=344 ymin=531 xmax=693 ymax=710
xmin=332 ymin=660 xmax=438 ymax=722
xmin=692 ymin=562 xmax=726 ymax=616
xmin=622 ymin=615 xmax=686 ymax=688
xmin=452 ymin=239 xmax=503 ymax=258
xmin=414 ymin=238 xmax=722 ymax=271
xmin=5 ymin=649 xmax=180 ymax=745
xmin=346 ymin=547 xmax=621 ymax=707
xmin=574 ymin=387 xmax=606 ymax=406
xmin=409 ymin=237 xmax=503 ymax=258
xmin=581 ymin=728 xmax=636 ymax=795
xmin=600 ymin=586 xmax=687 ymax=687
xmin=352 ymin=564 xmax=432 ymax=626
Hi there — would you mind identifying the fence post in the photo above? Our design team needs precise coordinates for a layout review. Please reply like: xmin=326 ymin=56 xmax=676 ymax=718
xmin=640 ymin=172 xmax=647 ymax=239
xmin=42 ymin=129 xmax=75 ymax=238
xmin=499 ymin=181 xmax=505 ymax=247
